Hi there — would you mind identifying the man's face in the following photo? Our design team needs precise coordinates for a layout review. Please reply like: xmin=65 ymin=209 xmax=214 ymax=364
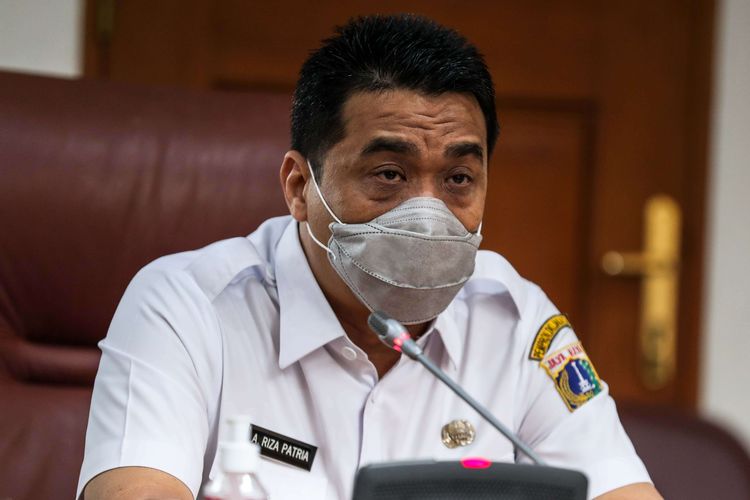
xmin=307 ymin=89 xmax=488 ymax=236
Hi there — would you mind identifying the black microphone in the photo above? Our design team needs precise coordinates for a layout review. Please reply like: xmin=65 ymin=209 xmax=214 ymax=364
xmin=367 ymin=310 xmax=545 ymax=466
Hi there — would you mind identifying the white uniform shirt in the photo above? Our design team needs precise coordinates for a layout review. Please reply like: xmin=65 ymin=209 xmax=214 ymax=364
xmin=78 ymin=216 xmax=651 ymax=500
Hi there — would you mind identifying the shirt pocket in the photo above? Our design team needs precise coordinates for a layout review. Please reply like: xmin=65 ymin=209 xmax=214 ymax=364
xmin=257 ymin=458 xmax=328 ymax=500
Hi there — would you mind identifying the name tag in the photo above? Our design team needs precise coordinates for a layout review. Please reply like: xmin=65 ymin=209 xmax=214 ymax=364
xmin=250 ymin=424 xmax=318 ymax=471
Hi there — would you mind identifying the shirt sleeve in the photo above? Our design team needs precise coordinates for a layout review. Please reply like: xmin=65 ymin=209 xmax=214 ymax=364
xmin=77 ymin=262 xmax=222 ymax=499
xmin=514 ymin=286 xmax=652 ymax=499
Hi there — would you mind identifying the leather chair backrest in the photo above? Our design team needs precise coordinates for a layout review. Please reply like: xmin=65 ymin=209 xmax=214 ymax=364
xmin=621 ymin=404 xmax=750 ymax=499
xmin=0 ymin=71 xmax=290 ymax=499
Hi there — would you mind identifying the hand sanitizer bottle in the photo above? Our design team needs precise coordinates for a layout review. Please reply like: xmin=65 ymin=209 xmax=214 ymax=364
xmin=203 ymin=415 xmax=270 ymax=500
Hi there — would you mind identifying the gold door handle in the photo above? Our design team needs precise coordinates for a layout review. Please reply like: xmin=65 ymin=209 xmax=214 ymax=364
xmin=601 ymin=195 xmax=682 ymax=389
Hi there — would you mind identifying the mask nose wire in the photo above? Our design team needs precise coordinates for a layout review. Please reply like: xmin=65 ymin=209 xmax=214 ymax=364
xmin=304 ymin=160 xmax=339 ymax=260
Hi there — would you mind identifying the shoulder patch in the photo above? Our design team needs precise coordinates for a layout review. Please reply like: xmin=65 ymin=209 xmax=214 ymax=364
xmin=541 ymin=341 xmax=602 ymax=412
xmin=529 ymin=314 xmax=571 ymax=360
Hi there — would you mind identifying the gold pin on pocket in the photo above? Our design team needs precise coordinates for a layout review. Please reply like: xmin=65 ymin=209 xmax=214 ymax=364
xmin=441 ymin=419 xmax=475 ymax=448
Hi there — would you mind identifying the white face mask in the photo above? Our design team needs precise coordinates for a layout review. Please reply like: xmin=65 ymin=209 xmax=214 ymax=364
xmin=304 ymin=161 xmax=482 ymax=324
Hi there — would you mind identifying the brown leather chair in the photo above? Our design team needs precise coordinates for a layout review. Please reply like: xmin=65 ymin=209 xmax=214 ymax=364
xmin=0 ymin=71 xmax=290 ymax=499
xmin=620 ymin=404 xmax=750 ymax=499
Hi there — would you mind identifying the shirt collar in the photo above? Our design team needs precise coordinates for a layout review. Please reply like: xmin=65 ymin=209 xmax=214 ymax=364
xmin=428 ymin=250 xmax=527 ymax=370
xmin=274 ymin=225 xmax=527 ymax=370
xmin=276 ymin=219 xmax=347 ymax=369
xmin=431 ymin=304 xmax=464 ymax=370
xmin=460 ymin=250 xmax=527 ymax=318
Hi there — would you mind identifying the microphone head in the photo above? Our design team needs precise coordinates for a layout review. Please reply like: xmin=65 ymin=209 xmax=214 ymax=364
xmin=367 ymin=311 xmax=421 ymax=358
xmin=367 ymin=311 xmax=392 ymax=338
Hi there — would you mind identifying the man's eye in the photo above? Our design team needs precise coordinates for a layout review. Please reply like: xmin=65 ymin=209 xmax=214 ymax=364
xmin=450 ymin=173 xmax=472 ymax=185
xmin=377 ymin=170 xmax=403 ymax=181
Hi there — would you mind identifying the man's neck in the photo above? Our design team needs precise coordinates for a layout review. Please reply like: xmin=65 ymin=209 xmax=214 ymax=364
xmin=333 ymin=303 xmax=431 ymax=379
xmin=298 ymin=222 xmax=431 ymax=377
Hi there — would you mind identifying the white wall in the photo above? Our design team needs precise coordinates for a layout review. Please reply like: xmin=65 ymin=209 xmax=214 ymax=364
xmin=0 ymin=0 xmax=84 ymax=77
xmin=700 ymin=0 xmax=750 ymax=451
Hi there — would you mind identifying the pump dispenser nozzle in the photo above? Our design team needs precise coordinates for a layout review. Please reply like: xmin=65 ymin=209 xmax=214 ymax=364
xmin=203 ymin=415 xmax=269 ymax=500
xmin=220 ymin=415 xmax=260 ymax=474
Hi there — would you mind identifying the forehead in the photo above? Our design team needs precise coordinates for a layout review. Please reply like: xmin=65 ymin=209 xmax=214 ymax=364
xmin=338 ymin=90 xmax=487 ymax=150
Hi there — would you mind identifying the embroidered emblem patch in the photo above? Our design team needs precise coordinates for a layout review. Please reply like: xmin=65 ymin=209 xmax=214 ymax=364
xmin=529 ymin=314 xmax=572 ymax=361
xmin=541 ymin=341 xmax=602 ymax=412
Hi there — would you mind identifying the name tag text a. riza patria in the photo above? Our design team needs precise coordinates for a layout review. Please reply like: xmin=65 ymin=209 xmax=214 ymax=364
xmin=250 ymin=424 xmax=318 ymax=471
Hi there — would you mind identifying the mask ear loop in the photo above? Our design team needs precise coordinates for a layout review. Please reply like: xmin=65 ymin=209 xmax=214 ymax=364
xmin=304 ymin=160 xmax=340 ymax=260
xmin=307 ymin=160 xmax=343 ymax=224
xmin=476 ymin=220 xmax=483 ymax=236
xmin=304 ymin=222 xmax=336 ymax=260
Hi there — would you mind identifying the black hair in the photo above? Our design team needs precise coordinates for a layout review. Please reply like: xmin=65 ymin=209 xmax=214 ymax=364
xmin=291 ymin=14 xmax=499 ymax=180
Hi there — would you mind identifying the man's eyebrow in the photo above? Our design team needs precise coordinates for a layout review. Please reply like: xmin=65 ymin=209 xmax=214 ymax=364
xmin=360 ymin=137 xmax=419 ymax=156
xmin=444 ymin=142 xmax=484 ymax=162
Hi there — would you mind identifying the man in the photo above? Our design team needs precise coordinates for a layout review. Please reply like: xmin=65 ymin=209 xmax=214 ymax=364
xmin=79 ymin=14 xmax=661 ymax=500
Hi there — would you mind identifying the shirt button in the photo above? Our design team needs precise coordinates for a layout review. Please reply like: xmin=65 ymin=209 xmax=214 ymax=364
xmin=341 ymin=346 xmax=358 ymax=360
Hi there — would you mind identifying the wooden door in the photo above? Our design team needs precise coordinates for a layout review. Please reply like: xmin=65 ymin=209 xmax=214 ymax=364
xmin=84 ymin=0 xmax=714 ymax=410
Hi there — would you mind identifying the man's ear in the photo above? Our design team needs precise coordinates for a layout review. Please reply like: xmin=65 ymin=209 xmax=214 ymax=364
xmin=279 ymin=151 xmax=309 ymax=222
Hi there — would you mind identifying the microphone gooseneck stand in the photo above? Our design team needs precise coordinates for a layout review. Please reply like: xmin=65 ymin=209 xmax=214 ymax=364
xmin=367 ymin=310 xmax=546 ymax=466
